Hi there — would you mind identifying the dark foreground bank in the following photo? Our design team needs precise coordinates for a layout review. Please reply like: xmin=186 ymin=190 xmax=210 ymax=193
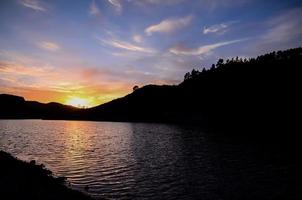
xmin=0 ymin=151 xmax=93 ymax=200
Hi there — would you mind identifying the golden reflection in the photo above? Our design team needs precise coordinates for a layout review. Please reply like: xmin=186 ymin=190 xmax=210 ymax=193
xmin=62 ymin=121 xmax=92 ymax=167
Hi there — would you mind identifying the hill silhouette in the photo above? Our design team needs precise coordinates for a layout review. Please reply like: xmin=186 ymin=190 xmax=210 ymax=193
xmin=0 ymin=94 xmax=80 ymax=119
xmin=1 ymin=47 xmax=301 ymax=131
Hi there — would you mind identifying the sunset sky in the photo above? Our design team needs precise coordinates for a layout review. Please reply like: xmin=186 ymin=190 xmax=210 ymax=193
xmin=1 ymin=0 xmax=301 ymax=107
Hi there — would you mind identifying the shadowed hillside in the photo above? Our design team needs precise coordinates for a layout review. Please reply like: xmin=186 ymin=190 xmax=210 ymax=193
xmin=1 ymin=47 xmax=301 ymax=131
xmin=0 ymin=94 xmax=80 ymax=119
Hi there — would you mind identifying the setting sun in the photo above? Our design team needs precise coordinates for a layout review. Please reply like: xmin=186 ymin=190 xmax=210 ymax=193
xmin=66 ymin=97 xmax=91 ymax=108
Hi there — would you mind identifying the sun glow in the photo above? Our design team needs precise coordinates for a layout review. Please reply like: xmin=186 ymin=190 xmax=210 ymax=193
xmin=66 ymin=97 xmax=91 ymax=108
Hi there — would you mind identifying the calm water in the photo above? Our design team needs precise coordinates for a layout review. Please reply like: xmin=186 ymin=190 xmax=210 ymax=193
xmin=0 ymin=120 xmax=300 ymax=199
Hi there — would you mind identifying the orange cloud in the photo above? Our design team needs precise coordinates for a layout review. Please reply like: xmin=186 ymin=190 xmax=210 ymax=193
xmin=0 ymin=61 xmax=55 ymax=77
xmin=0 ymin=59 xmax=132 ymax=107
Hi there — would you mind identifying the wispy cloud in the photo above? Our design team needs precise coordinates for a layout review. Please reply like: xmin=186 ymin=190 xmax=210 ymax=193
xmin=19 ymin=0 xmax=46 ymax=12
xmin=169 ymin=39 xmax=247 ymax=56
xmin=145 ymin=15 xmax=193 ymax=35
xmin=0 ymin=61 xmax=54 ymax=77
xmin=132 ymin=35 xmax=143 ymax=43
xmin=249 ymin=7 xmax=302 ymax=52
xmin=203 ymin=21 xmax=238 ymax=35
xmin=263 ymin=8 xmax=302 ymax=44
xmin=99 ymin=38 xmax=155 ymax=53
xmin=89 ymin=0 xmax=100 ymax=16
xmin=0 ymin=59 xmax=60 ymax=93
xmin=37 ymin=41 xmax=60 ymax=51
xmin=108 ymin=0 xmax=122 ymax=13
xmin=0 ymin=50 xmax=50 ymax=66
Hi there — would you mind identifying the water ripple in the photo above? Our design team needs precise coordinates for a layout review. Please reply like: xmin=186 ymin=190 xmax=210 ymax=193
xmin=0 ymin=120 xmax=298 ymax=200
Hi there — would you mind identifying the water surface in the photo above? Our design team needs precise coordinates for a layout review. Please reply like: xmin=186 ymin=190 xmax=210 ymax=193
xmin=0 ymin=120 xmax=299 ymax=199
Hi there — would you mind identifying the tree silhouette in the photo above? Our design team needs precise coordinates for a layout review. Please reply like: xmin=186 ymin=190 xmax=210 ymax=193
xmin=133 ymin=85 xmax=139 ymax=91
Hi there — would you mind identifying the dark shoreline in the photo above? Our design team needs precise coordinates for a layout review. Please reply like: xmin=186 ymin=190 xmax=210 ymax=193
xmin=0 ymin=151 xmax=93 ymax=200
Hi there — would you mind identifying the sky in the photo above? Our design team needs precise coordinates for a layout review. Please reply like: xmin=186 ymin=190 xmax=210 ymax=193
xmin=0 ymin=0 xmax=302 ymax=107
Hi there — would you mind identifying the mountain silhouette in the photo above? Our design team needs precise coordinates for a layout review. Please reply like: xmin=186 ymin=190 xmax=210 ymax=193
xmin=0 ymin=94 xmax=79 ymax=119
xmin=1 ymin=47 xmax=301 ymax=131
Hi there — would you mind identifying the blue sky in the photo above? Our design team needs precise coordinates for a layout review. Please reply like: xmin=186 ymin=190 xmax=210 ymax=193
xmin=0 ymin=0 xmax=302 ymax=106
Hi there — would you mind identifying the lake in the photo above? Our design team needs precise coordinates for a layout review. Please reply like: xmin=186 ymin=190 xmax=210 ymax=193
xmin=0 ymin=120 xmax=300 ymax=199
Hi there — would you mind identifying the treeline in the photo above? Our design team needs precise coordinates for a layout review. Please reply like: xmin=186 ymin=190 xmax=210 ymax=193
xmin=177 ymin=47 xmax=301 ymax=131
xmin=183 ymin=48 xmax=301 ymax=83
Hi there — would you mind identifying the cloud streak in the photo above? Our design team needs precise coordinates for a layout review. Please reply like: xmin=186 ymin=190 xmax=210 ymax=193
xmin=19 ymin=0 xmax=46 ymax=11
xmin=99 ymin=38 xmax=155 ymax=53
xmin=248 ymin=7 xmax=302 ymax=52
xmin=145 ymin=15 xmax=193 ymax=35
xmin=264 ymin=8 xmax=302 ymax=43
xmin=169 ymin=39 xmax=247 ymax=56
xmin=108 ymin=0 xmax=122 ymax=13
xmin=37 ymin=41 xmax=60 ymax=51
xmin=0 ymin=61 xmax=54 ymax=77
xmin=203 ymin=21 xmax=238 ymax=35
